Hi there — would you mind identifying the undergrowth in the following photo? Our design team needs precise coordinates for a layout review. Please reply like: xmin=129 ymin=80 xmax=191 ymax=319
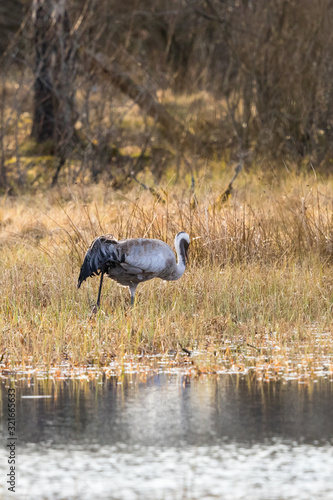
xmin=0 ymin=168 xmax=333 ymax=379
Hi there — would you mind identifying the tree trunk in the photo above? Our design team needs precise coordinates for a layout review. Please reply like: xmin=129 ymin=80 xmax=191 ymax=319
xmin=31 ymin=0 xmax=77 ymax=150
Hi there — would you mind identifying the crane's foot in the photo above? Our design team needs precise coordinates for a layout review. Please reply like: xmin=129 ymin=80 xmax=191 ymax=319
xmin=89 ymin=304 xmax=107 ymax=319
xmin=89 ymin=304 xmax=99 ymax=318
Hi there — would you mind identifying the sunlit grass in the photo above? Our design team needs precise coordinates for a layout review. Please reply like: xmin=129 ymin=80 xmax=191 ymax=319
xmin=0 ymin=169 xmax=333 ymax=380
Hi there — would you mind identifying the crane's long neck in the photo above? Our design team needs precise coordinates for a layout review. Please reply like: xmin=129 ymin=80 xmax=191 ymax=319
xmin=174 ymin=239 xmax=187 ymax=279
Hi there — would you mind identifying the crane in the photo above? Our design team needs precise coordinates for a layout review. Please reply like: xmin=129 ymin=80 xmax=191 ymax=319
xmin=77 ymin=232 xmax=190 ymax=310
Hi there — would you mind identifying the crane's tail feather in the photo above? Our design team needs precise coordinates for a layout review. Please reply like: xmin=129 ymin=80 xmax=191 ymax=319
xmin=77 ymin=235 xmax=118 ymax=288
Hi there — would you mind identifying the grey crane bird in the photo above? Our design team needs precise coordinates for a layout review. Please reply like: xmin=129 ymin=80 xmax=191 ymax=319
xmin=77 ymin=232 xmax=190 ymax=309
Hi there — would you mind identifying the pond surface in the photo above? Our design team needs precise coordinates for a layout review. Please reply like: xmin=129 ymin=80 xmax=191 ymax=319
xmin=1 ymin=373 xmax=333 ymax=499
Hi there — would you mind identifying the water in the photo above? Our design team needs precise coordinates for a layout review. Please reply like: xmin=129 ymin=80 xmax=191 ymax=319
xmin=1 ymin=374 xmax=333 ymax=499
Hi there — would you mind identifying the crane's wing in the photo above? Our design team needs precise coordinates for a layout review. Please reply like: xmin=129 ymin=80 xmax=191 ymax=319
xmin=77 ymin=235 xmax=119 ymax=288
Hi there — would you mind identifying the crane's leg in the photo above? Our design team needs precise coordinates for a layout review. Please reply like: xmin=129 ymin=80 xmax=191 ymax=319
xmin=129 ymin=284 xmax=138 ymax=306
xmin=96 ymin=271 xmax=104 ymax=308
xmin=90 ymin=272 xmax=105 ymax=317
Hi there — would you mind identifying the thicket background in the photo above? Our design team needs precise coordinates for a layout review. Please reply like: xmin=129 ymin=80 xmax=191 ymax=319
xmin=1 ymin=0 xmax=333 ymax=191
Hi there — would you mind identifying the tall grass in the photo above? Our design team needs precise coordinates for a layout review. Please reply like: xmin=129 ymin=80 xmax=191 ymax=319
xmin=0 ymin=170 xmax=333 ymax=377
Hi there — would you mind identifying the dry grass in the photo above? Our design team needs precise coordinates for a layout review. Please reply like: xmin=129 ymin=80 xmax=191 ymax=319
xmin=0 ymin=168 xmax=333 ymax=380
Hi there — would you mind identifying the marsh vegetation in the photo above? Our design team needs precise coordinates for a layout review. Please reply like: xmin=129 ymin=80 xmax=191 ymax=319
xmin=0 ymin=167 xmax=333 ymax=380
